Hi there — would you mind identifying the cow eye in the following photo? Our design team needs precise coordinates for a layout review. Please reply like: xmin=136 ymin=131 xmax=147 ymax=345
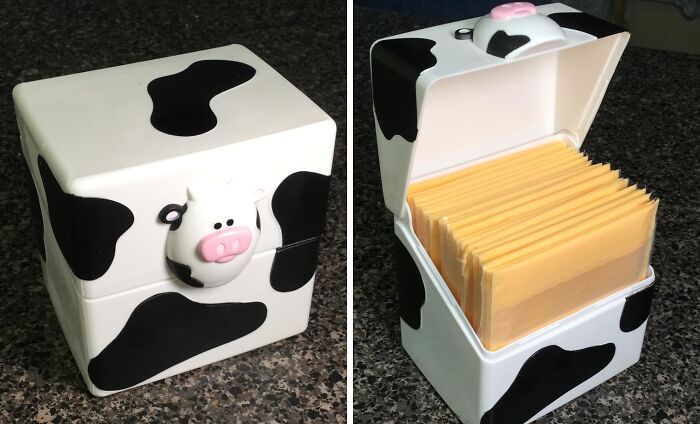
xmin=226 ymin=219 xmax=234 ymax=226
xmin=214 ymin=222 xmax=222 ymax=229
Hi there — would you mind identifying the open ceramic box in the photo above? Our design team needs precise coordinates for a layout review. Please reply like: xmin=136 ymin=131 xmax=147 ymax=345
xmin=14 ymin=45 xmax=335 ymax=396
xmin=371 ymin=3 xmax=656 ymax=423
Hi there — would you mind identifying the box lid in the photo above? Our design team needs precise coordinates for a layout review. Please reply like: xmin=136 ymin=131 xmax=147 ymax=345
xmin=15 ymin=45 xmax=335 ymax=298
xmin=371 ymin=3 xmax=629 ymax=218
xmin=13 ymin=44 xmax=331 ymax=184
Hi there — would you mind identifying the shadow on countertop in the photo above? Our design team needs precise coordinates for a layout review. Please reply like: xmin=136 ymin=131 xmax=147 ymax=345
xmin=0 ymin=1 xmax=346 ymax=422
xmin=352 ymin=6 xmax=700 ymax=424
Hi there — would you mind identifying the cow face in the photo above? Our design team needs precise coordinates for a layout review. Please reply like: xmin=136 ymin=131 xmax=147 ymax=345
xmin=159 ymin=184 xmax=265 ymax=288
xmin=472 ymin=2 xmax=567 ymax=59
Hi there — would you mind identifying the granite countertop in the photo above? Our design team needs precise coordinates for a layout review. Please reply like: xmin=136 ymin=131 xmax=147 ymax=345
xmin=352 ymin=7 xmax=700 ymax=423
xmin=0 ymin=1 xmax=346 ymax=422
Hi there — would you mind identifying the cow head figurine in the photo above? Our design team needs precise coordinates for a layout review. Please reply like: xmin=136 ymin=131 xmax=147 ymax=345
xmin=159 ymin=183 xmax=265 ymax=288
xmin=472 ymin=2 xmax=567 ymax=59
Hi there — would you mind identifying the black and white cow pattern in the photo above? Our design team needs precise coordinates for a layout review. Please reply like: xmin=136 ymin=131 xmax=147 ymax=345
xmin=147 ymin=60 xmax=256 ymax=137
xmin=394 ymin=238 xmax=425 ymax=330
xmin=87 ymin=292 xmax=267 ymax=391
xmin=370 ymin=38 xmax=437 ymax=143
xmin=620 ymin=280 xmax=656 ymax=332
xmin=486 ymin=30 xmax=531 ymax=58
xmin=38 ymin=155 xmax=134 ymax=281
xmin=29 ymin=58 xmax=332 ymax=392
xmin=548 ymin=12 xmax=625 ymax=39
xmin=480 ymin=344 xmax=616 ymax=423
xmin=270 ymin=171 xmax=331 ymax=292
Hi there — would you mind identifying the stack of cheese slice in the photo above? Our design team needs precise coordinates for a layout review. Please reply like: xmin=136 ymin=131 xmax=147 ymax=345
xmin=407 ymin=141 xmax=658 ymax=351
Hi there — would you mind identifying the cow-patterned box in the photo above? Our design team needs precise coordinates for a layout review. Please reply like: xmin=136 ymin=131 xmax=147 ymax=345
xmin=371 ymin=3 xmax=656 ymax=423
xmin=14 ymin=44 xmax=335 ymax=396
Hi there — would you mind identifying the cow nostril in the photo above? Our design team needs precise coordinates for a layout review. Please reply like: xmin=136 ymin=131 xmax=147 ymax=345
xmin=226 ymin=219 xmax=233 ymax=226
xmin=216 ymin=243 xmax=225 ymax=255
xmin=232 ymin=240 xmax=240 ymax=250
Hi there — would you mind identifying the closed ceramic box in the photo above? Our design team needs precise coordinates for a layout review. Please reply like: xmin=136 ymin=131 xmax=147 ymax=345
xmin=14 ymin=44 xmax=335 ymax=396
xmin=371 ymin=3 xmax=656 ymax=423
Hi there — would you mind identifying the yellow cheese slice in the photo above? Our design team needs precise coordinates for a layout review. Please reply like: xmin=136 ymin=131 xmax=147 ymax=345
xmin=479 ymin=190 xmax=652 ymax=275
xmin=429 ymin=162 xmax=616 ymax=268
xmin=418 ymin=153 xmax=591 ymax=262
xmin=412 ymin=147 xmax=582 ymax=251
xmin=411 ymin=144 xmax=575 ymax=210
xmin=445 ymin=180 xmax=631 ymax=325
xmin=410 ymin=144 xmax=579 ymax=230
xmin=407 ymin=141 xmax=569 ymax=197
xmin=478 ymin=199 xmax=658 ymax=350
xmin=469 ymin=186 xmax=649 ymax=330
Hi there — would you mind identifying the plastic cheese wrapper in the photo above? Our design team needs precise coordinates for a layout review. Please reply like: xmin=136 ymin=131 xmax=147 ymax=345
xmin=413 ymin=143 xmax=582 ymax=267
xmin=409 ymin=142 xmax=568 ymax=244
xmin=479 ymin=200 xmax=657 ymax=350
xmin=406 ymin=140 xmax=658 ymax=351
xmin=461 ymin=183 xmax=640 ymax=329
xmin=438 ymin=163 xmax=615 ymax=307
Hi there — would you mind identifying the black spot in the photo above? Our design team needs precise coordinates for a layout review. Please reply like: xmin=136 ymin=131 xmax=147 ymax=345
xmin=214 ymin=222 xmax=222 ymax=230
xmin=22 ymin=159 xmax=45 ymax=260
xmin=38 ymin=155 xmax=134 ymax=280
xmin=371 ymin=38 xmax=437 ymax=142
xmin=271 ymin=172 xmax=330 ymax=246
xmin=226 ymin=219 xmax=233 ymax=226
xmin=394 ymin=238 xmax=425 ymax=329
xmin=88 ymin=292 xmax=266 ymax=391
xmin=158 ymin=203 xmax=187 ymax=231
xmin=548 ymin=12 xmax=625 ymax=39
xmin=486 ymin=31 xmax=531 ymax=58
xmin=256 ymin=210 xmax=261 ymax=230
xmin=620 ymin=281 xmax=656 ymax=332
xmin=481 ymin=344 xmax=615 ymax=424
xmin=270 ymin=237 xmax=320 ymax=292
xmin=166 ymin=257 xmax=204 ymax=288
xmin=147 ymin=60 xmax=256 ymax=137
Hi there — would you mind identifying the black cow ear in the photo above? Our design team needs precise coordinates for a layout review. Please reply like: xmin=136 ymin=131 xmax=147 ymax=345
xmin=158 ymin=204 xmax=187 ymax=230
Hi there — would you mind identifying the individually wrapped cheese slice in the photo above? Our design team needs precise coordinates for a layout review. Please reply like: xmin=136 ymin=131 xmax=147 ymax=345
xmin=408 ymin=140 xmax=569 ymax=198
xmin=428 ymin=157 xmax=590 ymax=304
xmin=411 ymin=144 xmax=575 ymax=210
xmin=413 ymin=146 xmax=579 ymax=218
xmin=478 ymin=199 xmax=658 ymax=351
xmin=420 ymin=154 xmax=591 ymax=265
xmin=429 ymin=162 xmax=614 ymax=270
xmin=468 ymin=185 xmax=649 ymax=331
xmin=412 ymin=146 xmax=580 ymax=254
xmin=445 ymin=180 xmax=632 ymax=325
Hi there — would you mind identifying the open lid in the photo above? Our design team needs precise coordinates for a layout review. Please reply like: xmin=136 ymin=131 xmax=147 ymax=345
xmin=370 ymin=3 xmax=630 ymax=218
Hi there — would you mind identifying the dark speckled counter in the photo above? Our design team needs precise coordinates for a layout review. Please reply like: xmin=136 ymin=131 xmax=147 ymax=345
xmin=352 ymin=7 xmax=700 ymax=424
xmin=0 ymin=1 xmax=346 ymax=422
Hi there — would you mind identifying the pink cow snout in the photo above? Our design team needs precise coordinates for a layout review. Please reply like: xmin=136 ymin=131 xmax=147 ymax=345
xmin=198 ymin=227 xmax=253 ymax=264
xmin=491 ymin=2 xmax=536 ymax=20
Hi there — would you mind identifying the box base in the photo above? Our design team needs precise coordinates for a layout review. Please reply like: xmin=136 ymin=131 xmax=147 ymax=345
xmin=394 ymin=213 xmax=654 ymax=423
xmin=42 ymin=235 xmax=315 ymax=396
